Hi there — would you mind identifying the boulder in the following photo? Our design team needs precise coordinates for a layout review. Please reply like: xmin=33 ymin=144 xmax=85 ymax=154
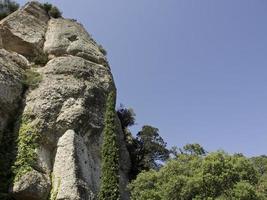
xmin=12 ymin=170 xmax=51 ymax=200
xmin=0 ymin=49 xmax=26 ymax=141
xmin=44 ymin=18 xmax=107 ymax=65
xmin=0 ymin=1 xmax=49 ymax=58
xmin=52 ymin=130 xmax=94 ymax=200
xmin=0 ymin=2 xmax=131 ymax=199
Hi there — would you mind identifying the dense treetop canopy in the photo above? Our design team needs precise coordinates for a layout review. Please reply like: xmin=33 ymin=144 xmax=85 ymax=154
xmin=130 ymin=146 xmax=267 ymax=200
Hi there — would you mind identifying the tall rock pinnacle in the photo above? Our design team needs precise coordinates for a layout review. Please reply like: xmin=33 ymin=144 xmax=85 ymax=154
xmin=0 ymin=1 xmax=131 ymax=200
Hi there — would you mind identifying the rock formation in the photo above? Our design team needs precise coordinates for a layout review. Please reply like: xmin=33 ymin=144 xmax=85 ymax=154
xmin=0 ymin=1 xmax=131 ymax=200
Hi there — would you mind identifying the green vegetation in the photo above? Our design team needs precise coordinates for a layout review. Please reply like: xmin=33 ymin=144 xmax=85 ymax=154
xmin=12 ymin=114 xmax=40 ymax=182
xmin=98 ymin=92 xmax=120 ymax=200
xmin=133 ymin=126 xmax=169 ymax=171
xmin=117 ymin=106 xmax=169 ymax=180
xmin=33 ymin=53 xmax=49 ymax=66
xmin=117 ymin=105 xmax=136 ymax=129
xmin=41 ymin=2 xmax=62 ymax=18
xmin=0 ymin=122 xmax=16 ymax=199
xmin=117 ymin=106 xmax=267 ymax=199
xmin=129 ymin=145 xmax=267 ymax=200
xmin=0 ymin=0 xmax=19 ymax=20
xmin=49 ymin=173 xmax=61 ymax=200
xmin=99 ymin=44 xmax=107 ymax=56
xmin=22 ymin=69 xmax=42 ymax=89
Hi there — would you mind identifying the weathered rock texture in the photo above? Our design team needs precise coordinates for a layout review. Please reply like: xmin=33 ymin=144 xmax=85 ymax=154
xmin=0 ymin=1 xmax=131 ymax=200
xmin=0 ymin=2 xmax=49 ymax=58
xmin=0 ymin=49 xmax=27 ymax=142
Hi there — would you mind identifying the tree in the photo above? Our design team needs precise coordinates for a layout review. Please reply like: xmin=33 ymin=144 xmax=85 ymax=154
xmin=123 ymin=125 xmax=169 ymax=180
xmin=135 ymin=126 xmax=169 ymax=171
xmin=0 ymin=0 xmax=19 ymax=20
xmin=41 ymin=2 xmax=62 ymax=18
xmin=251 ymin=155 xmax=267 ymax=176
xmin=251 ymin=156 xmax=267 ymax=198
xmin=98 ymin=92 xmax=120 ymax=200
xmin=183 ymin=143 xmax=207 ymax=156
xmin=130 ymin=149 xmax=264 ymax=200
xmin=229 ymin=181 xmax=260 ymax=200
xmin=116 ymin=104 xmax=135 ymax=130
xmin=116 ymin=106 xmax=169 ymax=179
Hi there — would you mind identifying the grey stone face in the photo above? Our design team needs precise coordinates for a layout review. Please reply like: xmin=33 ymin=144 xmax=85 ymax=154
xmin=0 ymin=49 xmax=25 ymax=141
xmin=0 ymin=1 xmax=131 ymax=200
xmin=12 ymin=170 xmax=51 ymax=200
xmin=0 ymin=2 xmax=49 ymax=58
xmin=44 ymin=18 xmax=108 ymax=66
xmin=52 ymin=130 xmax=95 ymax=200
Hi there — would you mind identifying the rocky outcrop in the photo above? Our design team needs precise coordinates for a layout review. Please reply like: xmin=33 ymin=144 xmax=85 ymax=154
xmin=12 ymin=170 xmax=51 ymax=200
xmin=0 ymin=1 xmax=131 ymax=200
xmin=52 ymin=130 xmax=94 ymax=200
xmin=0 ymin=49 xmax=27 ymax=142
xmin=44 ymin=18 xmax=107 ymax=66
xmin=0 ymin=1 xmax=49 ymax=58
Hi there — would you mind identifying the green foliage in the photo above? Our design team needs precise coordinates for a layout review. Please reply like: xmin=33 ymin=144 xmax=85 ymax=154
xmin=33 ymin=53 xmax=49 ymax=66
xmin=170 ymin=143 xmax=207 ymax=157
xmin=23 ymin=69 xmax=42 ymax=89
xmin=0 ymin=121 xmax=16 ymax=198
xmin=99 ymin=44 xmax=107 ymax=56
xmin=0 ymin=0 xmax=19 ymax=20
xmin=12 ymin=114 xmax=40 ymax=182
xmin=116 ymin=105 xmax=169 ymax=179
xmin=136 ymin=126 xmax=169 ymax=170
xmin=41 ymin=2 xmax=62 ymax=18
xmin=251 ymin=156 xmax=267 ymax=198
xmin=98 ymin=91 xmax=120 ymax=200
xmin=251 ymin=156 xmax=267 ymax=176
xmin=127 ymin=125 xmax=169 ymax=180
xmin=129 ymin=170 xmax=161 ymax=200
xmin=130 ymin=150 xmax=265 ymax=200
xmin=117 ymin=105 xmax=136 ymax=129
xmin=49 ymin=173 xmax=61 ymax=200
xmin=183 ymin=143 xmax=207 ymax=156
xmin=229 ymin=181 xmax=260 ymax=200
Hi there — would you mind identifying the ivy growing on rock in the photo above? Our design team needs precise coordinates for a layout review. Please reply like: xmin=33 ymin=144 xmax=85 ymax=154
xmin=98 ymin=91 xmax=120 ymax=200
xmin=0 ymin=122 xmax=17 ymax=199
xmin=12 ymin=114 xmax=40 ymax=182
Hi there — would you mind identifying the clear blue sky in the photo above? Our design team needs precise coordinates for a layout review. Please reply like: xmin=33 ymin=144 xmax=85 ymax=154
xmin=18 ymin=0 xmax=267 ymax=156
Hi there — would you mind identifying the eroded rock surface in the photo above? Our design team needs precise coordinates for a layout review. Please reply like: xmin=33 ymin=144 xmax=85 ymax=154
xmin=52 ymin=130 xmax=94 ymax=200
xmin=12 ymin=170 xmax=51 ymax=200
xmin=0 ymin=1 xmax=49 ymax=58
xmin=44 ymin=18 xmax=107 ymax=65
xmin=0 ymin=1 xmax=131 ymax=200
xmin=0 ymin=49 xmax=26 ymax=141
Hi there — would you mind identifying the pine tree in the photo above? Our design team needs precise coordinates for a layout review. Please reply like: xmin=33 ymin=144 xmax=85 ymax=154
xmin=98 ymin=91 xmax=120 ymax=200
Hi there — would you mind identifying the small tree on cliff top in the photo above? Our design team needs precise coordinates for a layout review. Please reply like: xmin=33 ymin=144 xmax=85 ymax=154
xmin=98 ymin=91 xmax=120 ymax=200
xmin=0 ymin=0 xmax=19 ymax=20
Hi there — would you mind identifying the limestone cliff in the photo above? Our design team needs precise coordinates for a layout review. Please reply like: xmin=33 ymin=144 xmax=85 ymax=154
xmin=0 ymin=2 xmax=131 ymax=200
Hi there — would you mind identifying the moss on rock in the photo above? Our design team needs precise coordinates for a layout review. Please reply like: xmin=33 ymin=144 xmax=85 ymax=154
xmin=49 ymin=173 xmax=61 ymax=200
xmin=22 ymin=69 xmax=42 ymax=89
xmin=12 ymin=114 xmax=40 ymax=182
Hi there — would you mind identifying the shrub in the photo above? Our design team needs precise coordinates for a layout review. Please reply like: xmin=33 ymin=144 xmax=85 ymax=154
xmin=0 ymin=0 xmax=19 ymax=20
xmin=23 ymin=69 xmax=42 ymax=89
xmin=33 ymin=53 xmax=49 ymax=66
xmin=99 ymin=45 xmax=107 ymax=56
xmin=41 ymin=2 xmax=62 ymax=18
